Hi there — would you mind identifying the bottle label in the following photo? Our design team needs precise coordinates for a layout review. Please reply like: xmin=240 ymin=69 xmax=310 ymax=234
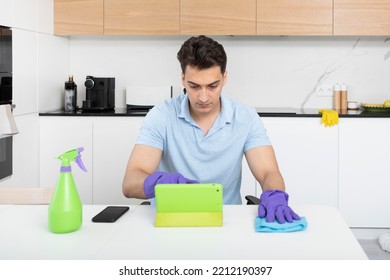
xmin=64 ymin=90 xmax=75 ymax=112
xmin=60 ymin=166 xmax=71 ymax=172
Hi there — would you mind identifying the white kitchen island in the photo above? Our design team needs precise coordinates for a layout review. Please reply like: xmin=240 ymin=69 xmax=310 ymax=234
xmin=0 ymin=204 xmax=367 ymax=260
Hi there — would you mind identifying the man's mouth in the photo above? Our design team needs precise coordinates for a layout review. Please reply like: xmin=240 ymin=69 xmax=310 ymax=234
xmin=197 ymin=103 xmax=209 ymax=108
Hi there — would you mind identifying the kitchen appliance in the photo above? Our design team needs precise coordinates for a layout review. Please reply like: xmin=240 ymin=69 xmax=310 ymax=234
xmin=0 ymin=26 xmax=12 ymax=106
xmin=0 ymin=25 xmax=13 ymax=181
xmin=0 ymin=136 xmax=12 ymax=181
xmin=81 ymin=76 xmax=115 ymax=111
xmin=0 ymin=76 xmax=12 ymax=105
xmin=126 ymin=85 xmax=172 ymax=111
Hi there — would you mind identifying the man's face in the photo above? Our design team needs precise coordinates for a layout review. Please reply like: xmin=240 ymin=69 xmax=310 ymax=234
xmin=181 ymin=65 xmax=227 ymax=118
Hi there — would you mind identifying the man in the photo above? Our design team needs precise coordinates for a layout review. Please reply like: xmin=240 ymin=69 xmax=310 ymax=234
xmin=122 ymin=35 xmax=299 ymax=224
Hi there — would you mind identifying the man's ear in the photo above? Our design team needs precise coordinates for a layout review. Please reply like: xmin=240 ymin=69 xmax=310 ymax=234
xmin=181 ymin=72 xmax=185 ymax=86
xmin=223 ymin=71 xmax=228 ymax=86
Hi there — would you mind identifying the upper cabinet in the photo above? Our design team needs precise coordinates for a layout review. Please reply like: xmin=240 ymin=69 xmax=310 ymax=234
xmin=54 ymin=0 xmax=104 ymax=35
xmin=54 ymin=0 xmax=390 ymax=36
xmin=105 ymin=0 xmax=179 ymax=35
xmin=0 ymin=0 xmax=13 ymax=27
xmin=0 ymin=0 xmax=38 ymax=32
xmin=13 ymin=0 xmax=38 ymax=32
xmin=180 ymin=0 xmax=256 ymax=35
xmin=334 ymin=0 xmax=390 ymax=35
xmin=257 ymin=0 xmax=333 ymax=35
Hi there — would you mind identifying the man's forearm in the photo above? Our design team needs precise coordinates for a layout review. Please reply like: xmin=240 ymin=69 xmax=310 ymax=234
xmin=260 ymin=170 xmax=286 ymax=192
xmin=122 ymin=169 xmax=149 ymax=199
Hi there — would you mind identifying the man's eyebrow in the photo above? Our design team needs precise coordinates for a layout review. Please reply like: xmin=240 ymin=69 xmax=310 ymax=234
xmin=187 ymin=80 xmax=220 ymax=86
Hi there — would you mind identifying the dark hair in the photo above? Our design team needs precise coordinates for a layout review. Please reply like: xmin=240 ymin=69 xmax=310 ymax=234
xmin=177 ymin=35 xmax=227 ymax=74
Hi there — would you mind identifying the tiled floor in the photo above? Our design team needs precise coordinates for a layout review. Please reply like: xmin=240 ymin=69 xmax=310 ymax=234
xmin=358 ymin=239 xmax=390 ymax=260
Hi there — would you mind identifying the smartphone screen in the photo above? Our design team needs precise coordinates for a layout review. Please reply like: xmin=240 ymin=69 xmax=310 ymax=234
xmin=92 ymin=206 xmax=129 ymax=223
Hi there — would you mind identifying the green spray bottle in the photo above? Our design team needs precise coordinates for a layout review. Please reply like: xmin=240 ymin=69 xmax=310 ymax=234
xmin=48 ymin=147 xmax=87 ymax=233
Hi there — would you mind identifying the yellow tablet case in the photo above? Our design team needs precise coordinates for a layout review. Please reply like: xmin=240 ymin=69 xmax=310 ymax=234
xmin=154 ymin=183 xmax=223 ymax=227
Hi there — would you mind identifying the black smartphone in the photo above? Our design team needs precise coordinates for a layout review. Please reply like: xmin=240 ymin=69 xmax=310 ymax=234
xmin=92 ymin=206 xmax=130 ymax=223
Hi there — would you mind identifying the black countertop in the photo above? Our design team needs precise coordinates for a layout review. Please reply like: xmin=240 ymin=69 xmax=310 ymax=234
xmin=39 ymin=107 xmax=390 ymax=118
xmin=39 ymin=108 xmax=147 ymax=117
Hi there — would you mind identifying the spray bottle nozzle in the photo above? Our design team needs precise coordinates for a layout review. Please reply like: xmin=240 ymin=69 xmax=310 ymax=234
xmin=58 ymin=147 xmax=87 ymax=172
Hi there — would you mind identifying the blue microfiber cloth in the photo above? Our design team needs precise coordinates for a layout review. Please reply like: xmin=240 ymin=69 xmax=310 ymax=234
xmin=255 ymin=216 xmax=308 ymax=233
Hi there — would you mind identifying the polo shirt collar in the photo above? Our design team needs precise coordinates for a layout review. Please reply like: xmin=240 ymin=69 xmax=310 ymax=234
xmin=178 ymin=94 xmax=193 ymax=123
xmin=219 ymin=95 xmax=233 ymax=125
xmin=178 ymin=94 xmax=233 ymax=125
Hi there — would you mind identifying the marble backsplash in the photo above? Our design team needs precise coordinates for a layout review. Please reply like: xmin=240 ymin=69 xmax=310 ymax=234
xmin=69 ymin=36 xmax=390 ymax=109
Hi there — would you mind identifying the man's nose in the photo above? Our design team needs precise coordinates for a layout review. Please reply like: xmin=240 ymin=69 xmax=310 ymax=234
xmin=199 ymin=88 xmax=208 ymax=102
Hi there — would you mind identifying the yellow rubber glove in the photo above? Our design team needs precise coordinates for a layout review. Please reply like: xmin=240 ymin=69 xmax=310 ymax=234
xmin=318 ymin=109 xmax=339 ymax=127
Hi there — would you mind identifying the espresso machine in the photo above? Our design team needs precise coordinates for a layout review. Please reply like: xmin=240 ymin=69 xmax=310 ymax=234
xmin=81 ymin=76 xmax=115 ymax=111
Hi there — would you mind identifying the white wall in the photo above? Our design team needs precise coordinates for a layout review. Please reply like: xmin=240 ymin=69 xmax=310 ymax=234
xmin=69 ymin=36 xmax=390 ymax=109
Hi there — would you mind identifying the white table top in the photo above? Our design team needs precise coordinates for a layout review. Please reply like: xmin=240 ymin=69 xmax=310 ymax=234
xmin=0 ymin=204 xmax=367 ymax=260
xmin=0 ymin=205 xmax=12 ymax=213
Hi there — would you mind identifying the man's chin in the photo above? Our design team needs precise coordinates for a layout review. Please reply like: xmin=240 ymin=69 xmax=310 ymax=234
xmin=196 ymin=107 xmax=211 ymax=114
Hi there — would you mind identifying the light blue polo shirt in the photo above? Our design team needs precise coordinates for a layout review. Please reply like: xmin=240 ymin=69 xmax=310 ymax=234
xmin=136 ymin=94 xmax=271 ymax=204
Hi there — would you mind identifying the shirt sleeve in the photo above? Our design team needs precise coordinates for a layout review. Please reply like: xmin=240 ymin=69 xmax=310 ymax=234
xmin=135 ymin=106 xmax=166 ymax=151
xmin=243 ymin=108 xmax=271 ymax=152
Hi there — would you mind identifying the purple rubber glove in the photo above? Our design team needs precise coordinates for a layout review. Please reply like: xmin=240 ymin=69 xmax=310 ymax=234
xmin=143 ymin=171 xmax=199 ymax=198
xmin=258 ymin=190 xmax=300 ymax=224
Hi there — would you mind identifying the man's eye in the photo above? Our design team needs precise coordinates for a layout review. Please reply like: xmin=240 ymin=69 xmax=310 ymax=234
xmin=189 ymin=85 xmax=199 ymax=89
xmin=209 ymin=85 xmax=218 ymax=89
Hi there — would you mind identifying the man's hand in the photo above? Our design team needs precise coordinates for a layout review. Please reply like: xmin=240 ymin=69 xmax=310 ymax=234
xmin=143 ymin=171 xmax=199 ymax=198
xmin=258 ymin=190 xmax=300 ymax=223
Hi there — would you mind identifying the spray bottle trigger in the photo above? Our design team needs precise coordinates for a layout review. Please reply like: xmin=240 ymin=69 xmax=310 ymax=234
xmin=75 ymin=154 xmax=87 ymax=172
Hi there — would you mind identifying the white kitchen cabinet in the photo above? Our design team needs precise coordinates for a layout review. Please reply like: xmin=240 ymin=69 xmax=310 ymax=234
xmin=93 ymin=117 xmax=144 ymax=205
xmin=0 ymin=113 xmax=39 ymax=188
xmin=37 ymin=33 xmax=69 ymax=112
xmin=12 ymin=29 xmax=37 ymax=116
xmin=39 ymin=116 xmax=146 ymax=205
xmin=39 ymin=116 xmax=257 ymax=205
xmin=1 ymin=0 xmax=39 ymax=32
xmin=260 ymin=117 xmax=339 ymax=208
xmin=0 ymin=0 xmax=13 ymax=27
xmin=38 ymin=115 xmax=390 ymax=229
xmin=13 ymin=0 xmax=37 ymax=32
xmin=339 ymin=118 xmax=390 ymax=228
xmin=38 ymin=115 xmax=341 ymax=208
xmin=37 ymin=0 xmax=54 ymax=35
xmin=39 ymin=117 xmax=93 ymax=204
